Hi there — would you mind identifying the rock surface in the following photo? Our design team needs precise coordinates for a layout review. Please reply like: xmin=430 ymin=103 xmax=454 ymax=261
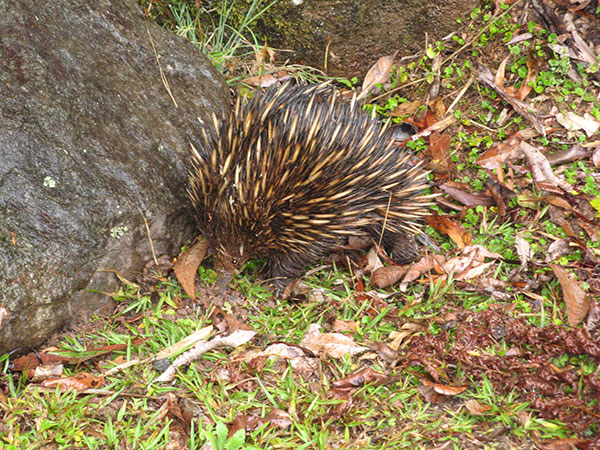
xmin=238 ymin=0 xmax=480 ymax=78
xmin=0 ymin=0 xmax=230 ymax=353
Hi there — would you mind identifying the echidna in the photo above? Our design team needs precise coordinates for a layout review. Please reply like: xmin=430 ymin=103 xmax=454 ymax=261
xmin=189 ymin=83 xmax=432 ymax=286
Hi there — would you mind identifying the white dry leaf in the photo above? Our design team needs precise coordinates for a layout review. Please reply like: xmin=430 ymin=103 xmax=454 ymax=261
xmin=593 ymin=145 xmax=600 ymax=168
xmin=462 ymin=244 xmax=503 ymax=260
xmin=300 ymin=324 xmax=368 ymax=359
xmin=519 ymin=141 xmax=574 ymax=192
xmin=456 ymin=261 xmax=495 ymax=280
xmin=364 ymin=246 xmax=384 ymax=273
xmin=546 ymin=238 xmax=573 ymax=263
xmin=263 ymin=343 xmax=319 ymax=373
xmin=515 ymin=234 xmax=532 ymax=269
xmin=556 ymin=111 xmax=600 ymax=137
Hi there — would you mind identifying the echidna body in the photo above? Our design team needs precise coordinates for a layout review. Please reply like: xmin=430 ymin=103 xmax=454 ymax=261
xmin=189 ymin=84 xmax=432 ymax=285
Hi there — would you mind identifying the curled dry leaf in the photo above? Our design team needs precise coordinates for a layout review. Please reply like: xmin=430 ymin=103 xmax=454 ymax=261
xmin=371 ymin=265 xmax=408 ymax=289
xmin=550 ymin=265 xmax=590 ymax=326
xmin=465 ymin=399 xmax=493 ymax=416
xmin=30 ymin=364 xmax=64 ymax=382
xmin=173 ymin=239 xmax=208 ymax=300
xmin=519 ymin=141 xmax=574 ymax=193
xmin=299 ymin=324 xmax=368 ymax=359
xmin=400 ymin=254 xmax=447 ymax=290
xmin=332 ymin=367 xmax=391 ymax=389
xmin=435 ymin=245 xmax=501 ymax=281
xmin=593 ymin=145 xmax=600 ymax=168
xmin=389 ymin=323 xmax=424 ymax=350
xmin=262 ymin=343 xmax=319 ymax=374
xmin=421 ymin=378 xmax=468 ymax=396
xmin=241 ymin=72 xmax=278 ymax=88
xmin=390 ymin=100 xmax=421 ymax=117
xmin=264 ymin=409 xmax=292 ymax=429
xmin=540 ymin=438 xmax=593 ymax=450
xmin=364 ymin=246 xmax=384 ymax=273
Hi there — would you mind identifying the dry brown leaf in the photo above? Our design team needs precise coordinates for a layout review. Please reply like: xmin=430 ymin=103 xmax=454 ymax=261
xmin=30 ymin=364 xmax=64 ymax=382
xmin=551 ymin=265 xmax=590 ymax=326
xmin=556 ymin=111 xmax=600 ymax=137
xmin=389 ymin=323 xmax=424 ymax=350
xmin=400 ymin=254 xmax=447 ymax=289
xmin=465 ymin=399 xmax=493 ymax=416
xmin=332 ymin=319 xmax=359 ymax=333
xmin=262 ymin=343 xmax=319 ymax=374
xmin=440 ymin=183 xmax=494 ymax=207
xmin=541 ymin=438 xmax=593 ymax=450
xmin=593 ymin=146 xmax=600 ymax=168
xmin=546 ymin=239 xmax=572 ymax=263
xmin=519 ymin=141 xmax=574 ymax=193
xmin=428 ymin=132 xmax=452 ymax=171
xmin=264 ymin=408 xmax=292 ymax=429
xmin=418 ymin=383 xmax=448 ymax=404
xmin=241 ymin=73 xmax=278 ymax=88
xmin=173 ymin=239 xmax=208 ymax=300
xmin=364 ymin=246 xmax=384 ymax=273
xmin=494 ymin=55 xmax=510 ymax=87
xmin=358 ymin=51 xmax=398 ymax=100
xmin=390 ymin=100 xmax=421 ymax=117
xmin=426 ymin=214 xmax=472 ymax=249
xmin=300 ymin=324 xmax=368 ymax=359
xmin=333 ymin=367 xmax=391 ymax=388
xmin=371 ymin=265 xmax=408 ymax=288
xmin=421 ymin=379 xmax=467 ymax=396
xmin=41 ymin=372 xmax=104 ymax=391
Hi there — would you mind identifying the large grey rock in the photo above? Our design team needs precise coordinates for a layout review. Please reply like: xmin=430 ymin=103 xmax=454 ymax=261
xmin=0 ymin=0 xmax=230 ymax=353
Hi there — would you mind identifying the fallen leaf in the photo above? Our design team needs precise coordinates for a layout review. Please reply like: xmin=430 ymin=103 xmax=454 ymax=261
xmin=551 ymin=265 xmax=590 ymax=326
xmin=465 ymin=399 xmax=493 ymax=416
xmin=364 ymin=246 xmax=384 ymax=273
xmin=546 ymin=239 xmax=572 ymax=263
xmin=173 ymin=239 xmax=208 ymax=300
xmin=400 ymin=254 xmax=447 ymax=290
xmin=332 ymin=319 xmax=359 ymax=333
xmin=333 ymin=367 xmax=391 ymax=388
xmin=515 ymin=234 xmax=532 ymax=269
xmin=390 ymin=100 xmax=421 ymax=117
xmin=41 ymin=372 xmax=104 ymax=391
xmin=421 ymin=378 xmax=468 ymax=395
xmin=426 ymin=214 xmax=472 ymax=249
xmin=371 ymin=265 xmax=407 ymax=288
xmin=358 ymin=51 xmax=398 ymax=100
xmin=300 ymin=324 xmax=368 ymax=359
xmin=241 ymin=73 xmax=278 ymax=88
xmin=556 ymin=111 xmax=600 ymax=137
xmin=440 ymin=182 xmax=494 ymax=207
xmin=519 ymin=141 xmax=574 ymax=193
